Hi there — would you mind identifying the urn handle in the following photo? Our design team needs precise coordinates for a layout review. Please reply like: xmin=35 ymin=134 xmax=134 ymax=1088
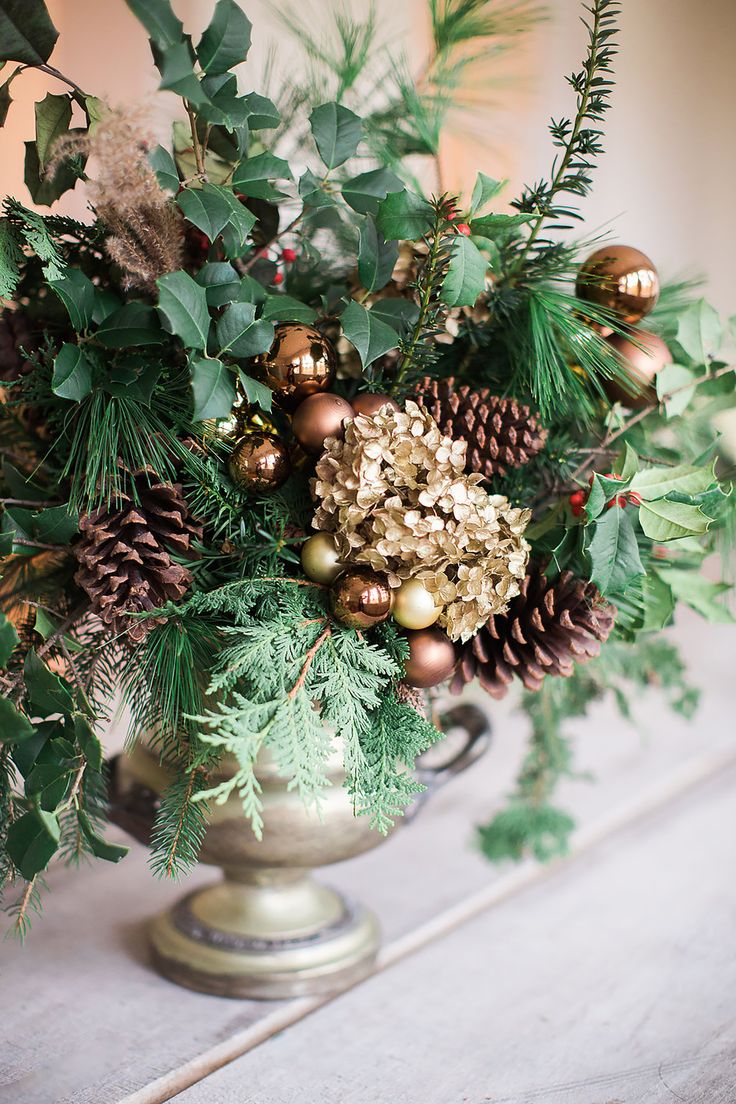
xmin=405 ymin=702 xmax=492 ymax=822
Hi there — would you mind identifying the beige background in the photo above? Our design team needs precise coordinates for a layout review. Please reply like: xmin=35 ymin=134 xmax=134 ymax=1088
xmin=1 ymin=0 xmax=734 ymax=314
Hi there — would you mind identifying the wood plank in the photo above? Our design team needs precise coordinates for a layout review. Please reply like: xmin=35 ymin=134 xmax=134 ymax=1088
xmin=174 ymin=765 xmax=736 ymax=1104
xmin=0 ymin=612 xmax=733 ymax=1104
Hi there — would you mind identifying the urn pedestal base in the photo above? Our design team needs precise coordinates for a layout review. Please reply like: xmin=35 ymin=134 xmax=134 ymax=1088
xmin=149 ymin=870 xmax=380 ymax=999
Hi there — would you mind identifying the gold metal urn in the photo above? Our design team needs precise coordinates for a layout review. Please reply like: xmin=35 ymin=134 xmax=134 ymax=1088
xmin=110 ymin=704 xmax=489 ymax=1000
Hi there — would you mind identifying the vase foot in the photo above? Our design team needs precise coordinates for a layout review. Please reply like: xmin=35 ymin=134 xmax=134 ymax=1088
xmin=148 ymin=877 xmax=381 ymax=999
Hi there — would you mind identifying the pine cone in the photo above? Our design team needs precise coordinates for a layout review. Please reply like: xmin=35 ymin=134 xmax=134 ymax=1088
xmin=452 ymin=566 xmax=615 ymax=699
xmin=74 ymin=471 xmax=202 ymax=644
xmin=0 ymin=309 xmax=40 ymax=382
xmin=415 ymin=377 xmax=547 ymax=479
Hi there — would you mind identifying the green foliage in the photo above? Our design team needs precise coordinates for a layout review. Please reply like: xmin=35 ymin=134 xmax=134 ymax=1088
xmin=0 ymin=0 xmax=59 ymax=66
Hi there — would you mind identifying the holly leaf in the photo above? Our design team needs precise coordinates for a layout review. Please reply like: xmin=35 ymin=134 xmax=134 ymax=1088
xmin=440 ymin=235 xmax=488 ymax=307
xmin=34 ymin=91 xmax=71 ymax=171
xmin=585 ymin=474 xmax=630 ymax=521
xmin=95 ymin=303 xmax=165 ymax=348
xmin=50 ymin=269 xmax=96 ymax=331
xmin=238 ymin=369 xmax=273 ymax=413
xmin=341 ymin=168 xmax=403 ymax=215
xmin=78 ymin=811 xmax=129 ymax=863
xmin=24 ymin=138 xmax=80 ymax=205
xmin=638 ymin=499 xmax=713 ymax=542
xmin=74 ymin=714 xmax=103 ymax=772
xmin=656 ymin=362 xmax=696 ymax=418
xmin=51 ymin=343 xmax=93 ymax=402
xmin=299 ymin=168 xmax=338 ymax=209
xmin=125 ymin=0 xmax=183 ymax=50
xmin=6 ymin=808 xmax=60 ymax=879
xmin=367 ymin=297 xmax=420 ymax=334
xmin=0 ymin=699 xmax=34 ymax=743
xmin=197 ymin=0 xmax=251 ymax=74
xmin=232 ymin=152 xmax=292 ymax=201
xmin=0 ymin=66 xmax=18 ymax=126
xmin=157 ymin=41 xmax=209 ymax=105
xmin=215 ymin=301 xmax=274 ymax=358
xmin=586 ymin=506 xmax=645 ymax=596
xmin=0 ymin=0 xmax=59 ymax=65
xmin=149 ymin=144 xmax=179 ymax=192
xmin=0 ymin=609 xmax=19 ymax=667
xmin=617 ymin=442 xmax=639 ymax=480
xmin=177 ymin=182 xmax=233 ymax=242
xmin=195 ymin=261 xmax=241 ymax=307
xmin=157 ymin=270 xmax=210 ymax=350
xmin=310 ymin=102 xmax=362 ymax=169
xmin=341 ymin=300 xmax=399 ymax=368
xmin=244 ymin=92 xmax=280 ymax=130
xmin=24 ymin=649 xmax=75 ymax=716
xmin=657 ymin=568 xmax=734 ymax=623
xmin=630 ymin=463 xmax=717 ymax=501
xmin=30 ymin=504 xmax=78 ymax=543
xmin=358 ymin=217 xmax=398 ymax=294
xmin=261 ymin=294 xmax=317 ymax=324
xmin=469 ymin=173 xmax=505 ymax=215
xmin=376 ymin=188 xmax=433 ymax=241
xmin=190 ymin=356 xmax=235 ymax=421
xmin=676 ymin=299 xmax=721 ymax=365
xmin=469 ymin=212 xmax=536 ymax=236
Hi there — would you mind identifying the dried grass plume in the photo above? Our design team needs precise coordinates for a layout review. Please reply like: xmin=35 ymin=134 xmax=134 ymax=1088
xmin=49 ymin=108 xmax=183 ymax=292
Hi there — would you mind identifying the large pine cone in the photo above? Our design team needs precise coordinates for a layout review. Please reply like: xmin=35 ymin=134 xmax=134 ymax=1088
xmin=452 ymin=566 xmax=615 ymax=699
xmin=74 ymin=471 xmax=202 ymax=644
xmin=0 ymin=309 xmax=40 ymax=382
xmin=415 ymin=377 xmax=547 ymax=479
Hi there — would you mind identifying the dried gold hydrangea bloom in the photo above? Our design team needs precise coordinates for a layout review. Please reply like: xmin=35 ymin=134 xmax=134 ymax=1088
xmin=312 ymin=401 xmax=531 ymax=642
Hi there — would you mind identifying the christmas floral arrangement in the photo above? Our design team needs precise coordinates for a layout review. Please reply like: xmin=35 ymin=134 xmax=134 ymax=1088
xmin=1 ymin=0 xmax=734 ymax=933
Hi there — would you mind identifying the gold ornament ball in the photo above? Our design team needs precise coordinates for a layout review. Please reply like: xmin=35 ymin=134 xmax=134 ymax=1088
xmin=228 ymin=433 xmax=291 ymax=492
xmin=291 ymin=392 xmax=354 ymax=454
xmin=393 ymin=578 xmax=441 ymax=630
xmin=604 ymin=330 xmax=673 ymax=409
xmin=576 ymin=245 xmax=660 ymax=324
xmin=301 ymin=532 xmax=344 ymax=585
xmin=351 ymin=392 xmax=401 ymax=418
xmin=256 ymin=323 xmax=337 ymax=410
xmin=403 ymin=628 xmax=457 ymax=689
xmin=330 ymin=568 xmax=394 ymax=630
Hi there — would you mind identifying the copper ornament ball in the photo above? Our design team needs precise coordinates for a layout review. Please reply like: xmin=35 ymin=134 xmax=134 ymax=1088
xmin=576 ymin=245 xmax=660 ymax=324
xmin=403 ymin=627 xmax=457 ymax=689
xmin=330 ymin=568 xmax=394 ymax=630
xmin=604 ymin=330 xmax=672 ymax=409
xmin=291 ymin=392 xmax=354 ymax=454
xmin=256 ymin=323 xmax=337 ymax=410
xmin=301 ymin=532 xmax=344 ymax=585
xmin=228 ymin=433 xmax=291 ymax=492
xmin=351 ymin=392 xmax=400 ymax=418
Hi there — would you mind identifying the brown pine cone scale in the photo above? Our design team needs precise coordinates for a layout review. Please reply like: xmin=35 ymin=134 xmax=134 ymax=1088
xmin=415 ymin=377 xmax=547 ymax=479
xmin=452 ymin=566 xmax=615 ymax=699
xmin=74 ymin=470 xmax=202 ymax=644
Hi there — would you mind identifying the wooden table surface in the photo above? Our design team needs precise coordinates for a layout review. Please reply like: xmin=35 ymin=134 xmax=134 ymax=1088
xmin=1 ymin=610 xmax=734 ymax=1104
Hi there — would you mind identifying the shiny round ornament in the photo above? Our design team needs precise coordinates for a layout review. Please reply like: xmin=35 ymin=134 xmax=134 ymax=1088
xmin=291 ymin=393 xmax=354 ymax=454
xmin=392 ymin=578 xmax=441 ymax=630
xmin=228 ymin=433 xmax=291 ymax=492
xmin=576 ymin=245 xmax=660 ymax=324
xmin=301 ymin=532 xmax=344 ymax=585
xmin=351 ymin=392 xmax=400 ymax=418
xmin=604 ymin=330 xmax=672 ymax=409
xmin=256 ymin=323 xmax=337 ymax=410
xmin=403 ymin=627 xmax=457 ymax=689
xmin=330 ymin=568 xmax=394 ymax=630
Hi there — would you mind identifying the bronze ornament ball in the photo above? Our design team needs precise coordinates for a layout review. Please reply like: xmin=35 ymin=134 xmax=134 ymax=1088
xmin=403 ymin=627 xmax=457 ymax=689
xmin=301 ymin=532 xmax=344 ymax=585
xmin=576 ymin=245 xmax=660 ymax=324
xmin=291 ymin=392 xmax=354 ymax=454
xmin=604 ymin=330 xmax=673 ymax=409
xmin=256 ymin=323 xmax=337 ymax=410
xmin=228 ymin=433 xmax=291 ymax=492
xmin=330 ymin=568 xmax=394 ymax=630
xmin=351 ymin=392 xmax=401 ymax=418
xmin=392 ymin=578 xmax=441 ymax=631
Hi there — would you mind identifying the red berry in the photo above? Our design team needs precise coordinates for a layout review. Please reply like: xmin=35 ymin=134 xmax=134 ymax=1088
xmin=571 ymin=503 xmax=585 ymax=517
xmin=607 ymin=494 xmax=628 ymax=510
xmin=628 ymin=491 xmax=642 ymax=507
xmin=569 ymin=490 xmax=586 ymax=506
xmin=272 ymin=271 xmax=284 ymax=285
xmin=257 ymin=248 xmax=269 ymax=259
xmin=281 ymin=247 xmax=297 ymax=264
xmin=456 ymin=223 xmax=471 ymax=236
